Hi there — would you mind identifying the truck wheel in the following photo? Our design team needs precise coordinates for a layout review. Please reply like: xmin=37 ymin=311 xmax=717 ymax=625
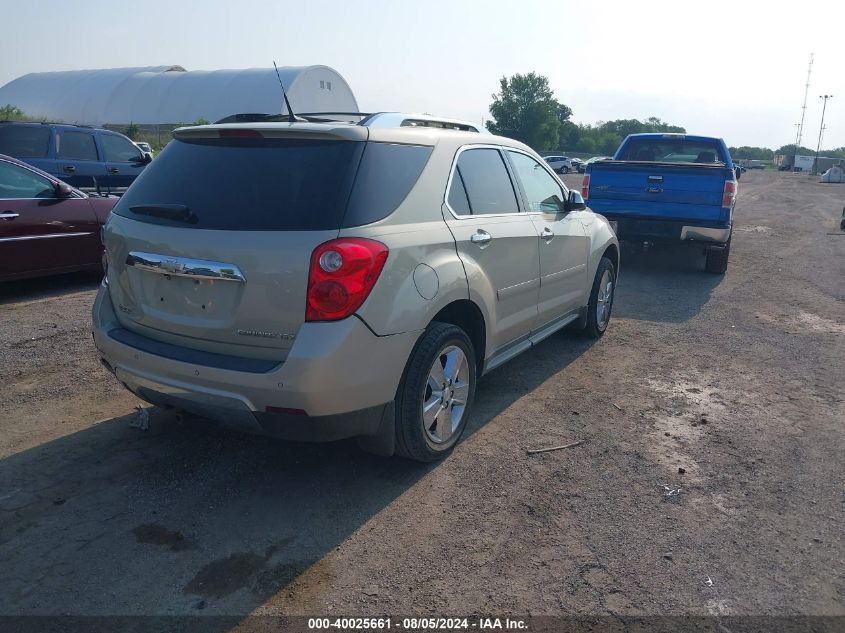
xmin=394 ymin=322 xmax=477 ymax=462
xmin=582 ymin=257 xmax=616 ymax=339
xmin=705 ymin=238 xmax=731 ymax=274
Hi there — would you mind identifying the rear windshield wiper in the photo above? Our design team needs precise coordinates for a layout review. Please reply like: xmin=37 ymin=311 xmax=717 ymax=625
xmin=129 ymin=204 xmax=197 ymax=224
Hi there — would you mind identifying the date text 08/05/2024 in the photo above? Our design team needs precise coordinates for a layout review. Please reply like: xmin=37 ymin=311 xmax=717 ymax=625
xmin=307 ymin=617 xmax=529 ymax=630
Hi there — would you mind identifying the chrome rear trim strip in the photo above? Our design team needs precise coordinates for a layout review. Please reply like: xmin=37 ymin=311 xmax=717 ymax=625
xmin=125 ymin=251 xmax=246 ymax=282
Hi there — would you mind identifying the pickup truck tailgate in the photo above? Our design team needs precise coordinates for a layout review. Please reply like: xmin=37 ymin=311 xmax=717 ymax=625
xmin=587 ymin=162 xmax=731 ymax=222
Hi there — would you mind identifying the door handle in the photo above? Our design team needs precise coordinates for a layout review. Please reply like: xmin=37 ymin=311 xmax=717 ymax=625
xmin=0 ymin=212 xmax=20 ymax=220
xmin=63 ymin=165 xmax=76 ymax=173
xmin=470 ymin=230 xmax=492 ymax=247
xmin=540 ymin=227 xmax=555 ymax=242
xmin=107 ymin=168 xmax=120 ymax=174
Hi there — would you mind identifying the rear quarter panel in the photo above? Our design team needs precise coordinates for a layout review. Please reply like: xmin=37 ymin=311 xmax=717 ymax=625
xmin=341 ymin=139 xmax=471 ymax=338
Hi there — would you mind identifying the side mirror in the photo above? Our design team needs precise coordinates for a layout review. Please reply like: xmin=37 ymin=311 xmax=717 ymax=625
xmin=567 ymin=190 xmax=587 ymax=211
xmin=734 ymin=167 xmax=742 ymax=181
xmin=142 ymin=153 xmax=152 ymax=164
xmin=55 ymin=182 xmax=73 ymax=197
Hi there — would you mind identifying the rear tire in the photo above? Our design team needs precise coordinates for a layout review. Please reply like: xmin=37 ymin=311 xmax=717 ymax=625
xmin=705 ymin=237 xmax=731 ymax=274
xmin=394 ymin=322 xmax=477 ymax=462
xmin=582 ymin=257 xmax=616 ymax=339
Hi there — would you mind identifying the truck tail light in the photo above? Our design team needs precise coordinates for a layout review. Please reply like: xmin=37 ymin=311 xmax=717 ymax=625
xmin=722 ymin=179 xmax=736 ymax=208
xmin=306 ymin=238 xmax=388 ymax=322
xmin=581 ymin=174 xmax=590 ymax=200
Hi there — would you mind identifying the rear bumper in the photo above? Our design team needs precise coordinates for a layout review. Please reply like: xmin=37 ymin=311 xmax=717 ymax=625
xmin=603 ymin=216 xmax=731 ymax=245
xmin=92 ymin=281 xmax=419 ymax=440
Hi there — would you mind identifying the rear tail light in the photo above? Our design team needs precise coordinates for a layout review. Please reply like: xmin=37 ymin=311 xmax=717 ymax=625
xmin=722 ymin=179 xmax=736 ymax=208
xmin=581 ymin=174 xmax=590 ymax=200
xmin=306 ymin=238 xmax=389 ymax=322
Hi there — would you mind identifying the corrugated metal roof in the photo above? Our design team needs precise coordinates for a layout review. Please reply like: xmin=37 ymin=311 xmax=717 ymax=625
xmin=0 ymin=65 xmax=357 ymax=125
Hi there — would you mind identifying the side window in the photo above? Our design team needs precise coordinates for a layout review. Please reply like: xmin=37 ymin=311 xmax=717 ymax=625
xmin=507 ymin=151 xmax=566 ymax=213
xmin=57 ymin=131 xmax=98 ymax=161
xmin=101 ymin=134 xmax=143 ymax=162
xmin=0 ymin=161 xmax=55 ymax=199
xmin=0 ymin=126 xmax=51 ymax=158
xmin=447 ymin=169 xmax=472 ymax=215
xmin=449 ymin=148 xmax=519 ymax=215
xmin=344 ymin=142 xmax=433 ymax=227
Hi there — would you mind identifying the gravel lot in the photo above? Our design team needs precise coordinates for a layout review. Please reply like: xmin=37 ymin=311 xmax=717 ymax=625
xmin=0 ymin=170 xmax=843 ymax=627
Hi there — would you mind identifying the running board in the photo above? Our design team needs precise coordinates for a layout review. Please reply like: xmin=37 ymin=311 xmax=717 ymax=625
xmin=483 ymin=310 xmax=582 ymax=375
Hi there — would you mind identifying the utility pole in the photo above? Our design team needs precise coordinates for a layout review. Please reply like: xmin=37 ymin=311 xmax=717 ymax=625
xmin=815 ymin=95 xmax=833 ymax=174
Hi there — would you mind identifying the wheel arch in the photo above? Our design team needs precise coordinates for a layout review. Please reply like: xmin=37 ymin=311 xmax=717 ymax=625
xmin=430 ymin=299 xmax=487 ymax=374
xmin=602 ymin=242 xmax=619 ymax=273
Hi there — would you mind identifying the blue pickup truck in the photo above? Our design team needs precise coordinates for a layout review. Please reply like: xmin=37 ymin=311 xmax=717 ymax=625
xmin=0 ymin=122 xmax=151 ymax=192
xmin=582 ymin=133 xmax=738 ymax=273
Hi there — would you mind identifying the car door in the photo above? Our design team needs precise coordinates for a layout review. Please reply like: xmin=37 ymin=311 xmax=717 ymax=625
xmin=442 ymin=146 xmax=541 ymax=357
xmin=54 ymin=129 xmax=101 ymax=189
xmin=505 ymin=149 xmax=589 ymax=330
xmin=99 ymin=132 xmax=147 ymax=189
xmin=0 ymin=159 xmax=101 ymax=279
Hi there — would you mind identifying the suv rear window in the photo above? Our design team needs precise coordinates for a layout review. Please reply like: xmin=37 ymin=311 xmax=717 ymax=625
xmin=114 ymin=137 xmax=366 ymax=231
xmin=619 ymin=138 xmax=725 ymax=164
xmin=0 ymin=125 xmax=51 ymax=158
xmin=115 ymin=137 xmax=432 ymax=231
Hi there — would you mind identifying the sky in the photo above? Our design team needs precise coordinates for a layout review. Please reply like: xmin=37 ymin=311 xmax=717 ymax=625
xmin=1 ymin=0 xmax=843 ymax=150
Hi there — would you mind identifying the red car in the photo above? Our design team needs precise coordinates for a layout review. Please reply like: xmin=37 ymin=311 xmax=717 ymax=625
xmin=0 ymin=154 xmax=117 ymax=282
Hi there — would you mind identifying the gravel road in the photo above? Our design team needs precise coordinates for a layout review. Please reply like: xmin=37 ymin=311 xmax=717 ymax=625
xmin=0 ymin=170 xmax=842 ymax=627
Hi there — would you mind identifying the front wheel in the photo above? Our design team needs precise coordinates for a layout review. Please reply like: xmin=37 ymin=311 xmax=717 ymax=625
xmin=582 ymin=256 xmax=617 ymax=338
xmin=395 ymin=322 xmax=477 ymax=462
xmin=560 ymin=166 xmax=570 ymax=174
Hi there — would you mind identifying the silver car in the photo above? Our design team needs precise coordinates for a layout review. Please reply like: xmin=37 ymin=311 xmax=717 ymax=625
xmin=93 ymin=116 xmax=619 ymax=461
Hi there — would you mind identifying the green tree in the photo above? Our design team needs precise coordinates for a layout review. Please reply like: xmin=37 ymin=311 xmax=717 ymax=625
xmin=557 ymin=117 xmax=686 ymax=154
xmin=0 ymin=104 xmax=29 ymax=121
xmin=728 ymin=146 xmax=774 ymax=160
xmin=775 ymin=144 xmax=815 ymax=155
xmin=191 ymin=117 xmax=210 ymax=126
xmin=486 ymin=73 xmax=565 ymax=151
xmin=124 ymin=122 xmax=140 ymax=140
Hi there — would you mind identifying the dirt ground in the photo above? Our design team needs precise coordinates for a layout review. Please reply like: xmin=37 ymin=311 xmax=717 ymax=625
xmin=0 ymin=170 xmax=843 ymax=627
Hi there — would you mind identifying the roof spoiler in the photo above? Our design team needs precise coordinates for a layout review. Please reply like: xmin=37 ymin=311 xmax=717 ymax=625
xmin=214 ymin=112 xmax=371 ymax=124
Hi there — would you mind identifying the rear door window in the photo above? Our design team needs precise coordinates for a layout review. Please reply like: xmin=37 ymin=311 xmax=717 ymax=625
xmin=57 ymin=131 xmax=98 ymax=161
xmin=0 ymin=126 xmax=51 ymax=158
xmin=343 ymin=142 xmax=432 ymax=227
xmin=448 ymin=148 xmax=519 ymax=215
xmin=114 ymin=137 xmax=365 ymax=231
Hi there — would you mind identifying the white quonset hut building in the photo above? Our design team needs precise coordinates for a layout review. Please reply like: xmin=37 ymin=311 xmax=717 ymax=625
xmin=0 ymin=65 xmax=358 ymax=126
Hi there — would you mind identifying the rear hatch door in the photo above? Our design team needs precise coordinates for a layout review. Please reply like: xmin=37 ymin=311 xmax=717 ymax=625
xmin=104 ymin=125 xmax=367 ymax=361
